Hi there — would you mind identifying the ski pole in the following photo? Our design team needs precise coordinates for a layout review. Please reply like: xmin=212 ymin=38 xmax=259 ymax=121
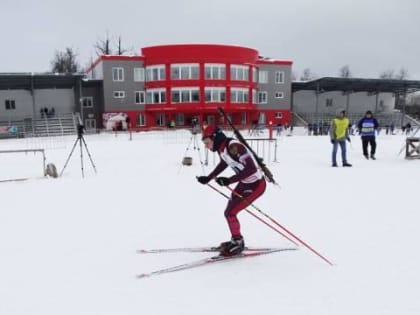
xmin=205 ymin=182 xmax=299 ymax=246
xmin=225 ymin=186 xmax=334 ymax=266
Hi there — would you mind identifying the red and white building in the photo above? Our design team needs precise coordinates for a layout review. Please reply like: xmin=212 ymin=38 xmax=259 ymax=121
xmin=86 ymin=44 xmax=293 ymax=130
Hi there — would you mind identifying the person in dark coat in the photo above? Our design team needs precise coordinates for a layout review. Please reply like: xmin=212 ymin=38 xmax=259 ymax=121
xmin=357 ymin=110 xmax=379 ymax=160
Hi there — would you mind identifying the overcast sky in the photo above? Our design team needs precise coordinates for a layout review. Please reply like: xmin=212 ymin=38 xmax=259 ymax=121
xmin=1 ymin=0 xmax=419 ymax=79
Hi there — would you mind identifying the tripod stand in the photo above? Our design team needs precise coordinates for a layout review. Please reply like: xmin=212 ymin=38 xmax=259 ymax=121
xmin=178 ymin=128 xmax=206 ymax=174
xmin=60 ymin=124 xmax=97 ymax=178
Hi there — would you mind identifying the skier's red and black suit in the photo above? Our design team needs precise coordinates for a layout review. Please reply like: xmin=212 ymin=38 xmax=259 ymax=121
xmin=208 ymin=138 xmax=266 ymax=238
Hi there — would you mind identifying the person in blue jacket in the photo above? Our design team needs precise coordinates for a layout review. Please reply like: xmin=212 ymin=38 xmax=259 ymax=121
xmin=357 ymin=110 xmax=379 ymax=160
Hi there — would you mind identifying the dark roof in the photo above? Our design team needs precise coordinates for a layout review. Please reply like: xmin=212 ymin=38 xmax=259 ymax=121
xmin=0 ymin=73 xmax=85 ymax=90
xmin=292 ymin=77 xmax=420 ymax=94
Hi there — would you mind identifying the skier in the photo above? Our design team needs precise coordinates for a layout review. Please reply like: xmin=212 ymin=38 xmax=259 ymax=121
xmin=196 ymin=125 xmax=266 ymax=257
xmin=357 ymin=110 xmax=379 ymax=159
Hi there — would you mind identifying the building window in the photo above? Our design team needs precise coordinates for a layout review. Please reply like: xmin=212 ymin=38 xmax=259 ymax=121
xmin=146 ymin=65 xmax=165 ymax=81
xmin=113 ymin=91 xmax=125 ymax=98
xmin=241 ymin=112 xmax=247 ymax=125
xmin=146 ymin=88 xmax=166 ymax=104
xmin=171 ymin=87 xmax=200 ymax=103
xmin=230 ymin=65 xmax=249 ymax=81
xmin=204 ymin=63 xmax=226 ymax=80
xmin=204 ymin=87 xmax=226 ymax=102
xmin=379 ymin=100 xmax=385 ymax=110
xmin=5 ymin=99 xmax=16 ymax=110
xmin=135 ymin=91 xmax=145 ymax=104
xmin=85 ymin=119 xmax=96 ymax=129
xmin=325 ymin=98 xmax=333 ymax=107
xmin=275 ymin=112 xmax=283 ymax=119
xmin=137 ymin=114 xmax=146 ymax=126
xmin=231 ymin=88 xmax=249 ymax=103
xmin=134 ymin=68 xmax=145 ymax=82
xmin=275 ymin=71 xmax=284 ymax=84
xmin=156 ymin=113 xmax=165 ymax=126
xmin=258 ymin=71 xmax=268 ymax=83
xmin=258 ymin=112 xmax=266 ymax=124
xmin=258 ymin=91 xmax=268 ymax=104
xmin=274 ymin=92 xmax=284 ymax=99
xmin=112 ymin=67 xmax=124 ymax=81
xmin=171 ymin=64 xmax=199 ymax=80
xmin=175 ymin=113 xmax=185 ymax=125
xmin=81 ymin=97 xmax=93 ymax=108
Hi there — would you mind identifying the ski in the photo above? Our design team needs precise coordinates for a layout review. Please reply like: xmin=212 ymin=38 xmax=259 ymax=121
xmin=136 ymin=246 xmax=286 ymax=254
xmin=136 ymin=247 xmax=297 ymax=279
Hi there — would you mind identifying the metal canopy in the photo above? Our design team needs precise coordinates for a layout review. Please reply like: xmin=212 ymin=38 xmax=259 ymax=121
xmin=292 ymin=77 xmax=420 ymax=94
xmin=0 ymin=73 xmax=84 ymax=90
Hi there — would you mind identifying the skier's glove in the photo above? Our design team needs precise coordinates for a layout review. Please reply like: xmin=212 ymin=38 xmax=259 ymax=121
xmin=215 ymin=177 xmax=230 ymax=186
xmin=346 ymin=137 xmax=351 ymax=143
xmin=330 ymin=139 xmax=335 ymax=144
xmin=196 ymin=176 xmax=211 ymax=185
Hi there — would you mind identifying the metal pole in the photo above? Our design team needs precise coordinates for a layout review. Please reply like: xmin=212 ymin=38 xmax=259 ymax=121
xmin=31 ymin=73 xmax=36 ymax=136
xmin=315 ymin=83 xmax=319 ymax=123
xmin=225 ymin=185 xmax=334 ymax=266
xmin=79 ymin=77 xmax=84 ymax=124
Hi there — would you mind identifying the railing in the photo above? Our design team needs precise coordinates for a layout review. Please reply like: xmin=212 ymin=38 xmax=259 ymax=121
xmin=0 ymin=113 xmax=77 ymax=139
xmin=244 ymin=138 xmax=278 ymax=163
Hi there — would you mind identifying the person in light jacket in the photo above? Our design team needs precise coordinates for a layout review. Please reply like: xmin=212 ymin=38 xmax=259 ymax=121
xmin=330 ymin=109 xmax=352 ymax=167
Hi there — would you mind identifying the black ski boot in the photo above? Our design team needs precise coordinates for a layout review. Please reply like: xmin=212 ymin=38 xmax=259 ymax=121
xmin=219 ymin=237 xmax=245 ymax=257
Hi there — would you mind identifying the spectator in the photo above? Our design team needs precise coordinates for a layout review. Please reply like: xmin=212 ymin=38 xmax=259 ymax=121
xmin=330 ymin=109 xmax=352 ymax=167
xmin=357 ymin=110 xmax=379 ymax=160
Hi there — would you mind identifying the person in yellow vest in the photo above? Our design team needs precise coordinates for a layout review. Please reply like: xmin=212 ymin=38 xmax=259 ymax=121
xmin=330 ymin=109 xmax=352 ymax=167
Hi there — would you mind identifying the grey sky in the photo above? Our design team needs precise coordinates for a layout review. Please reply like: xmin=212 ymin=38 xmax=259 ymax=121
xmin=1 ymin=0 xmax=419 ymax=79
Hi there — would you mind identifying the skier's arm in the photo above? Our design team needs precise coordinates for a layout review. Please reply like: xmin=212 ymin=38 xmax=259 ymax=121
xmin=207 ymin=159 xmax=228 ymax=179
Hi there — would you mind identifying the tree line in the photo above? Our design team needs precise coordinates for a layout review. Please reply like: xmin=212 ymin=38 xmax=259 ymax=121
xmin=51 ymin=32 xmax=134 ymax=73
xmin=296 ymin=65 xmax=409 ymax=81
xmin=50 ymin=33 xmax=411 ymax=85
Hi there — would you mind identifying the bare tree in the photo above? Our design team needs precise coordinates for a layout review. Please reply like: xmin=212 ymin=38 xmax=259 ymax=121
xmin=117 ymin=36 xmax=128 ymax=56
xmin=395 ymin=68 xmax=409 ymax=80
xmin=339 ymin=65 xmax=352 ymax=78
xmin=300 ymin=68 xmax=317 ymax=81
xmin=94 ymin=32 xmax=133 ymax=56
xmin=50 ymin=47 xmax=79 ymax=73
xmin=379 ymin=68 xmax=409 ymax=80
xmin=379 ymin=69 xmax=395 ymax=79
xmin=94 ymin=32 xmax=112 ymax=55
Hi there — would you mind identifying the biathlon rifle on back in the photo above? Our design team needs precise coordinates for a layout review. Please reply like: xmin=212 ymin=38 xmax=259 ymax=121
xmin=217 ymin=107 xmax=277 ymax=185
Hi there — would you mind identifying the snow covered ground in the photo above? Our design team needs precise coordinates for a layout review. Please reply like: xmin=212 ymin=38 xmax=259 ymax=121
xmin=1 ymin=128 xmax=419 ymax=315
